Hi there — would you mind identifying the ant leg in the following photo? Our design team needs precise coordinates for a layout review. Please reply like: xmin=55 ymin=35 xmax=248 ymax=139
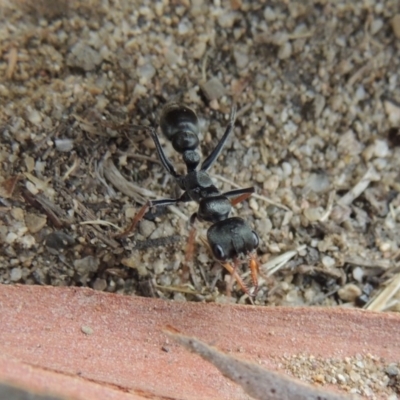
xmin=185 ymin=213 xmax=197 ymax=266
xmin=115 ymin=201 xmax=151 ymax=239
xmin=115 ymin=197 xmax=185 ymax=238
xmin=182 ymin=213 xmax=201 ymax=290
xmin=135 ymin=125 xmax=180 ymax=179
xmin=221 ymin=187 xmax=255 ymax=206
xmin=221 ymin=259 xmax=253 ymax=297
xmin=249 ymin=253 xmax=260 ymax=295
xmin=200 ymin=104 xmax=237 ymax=172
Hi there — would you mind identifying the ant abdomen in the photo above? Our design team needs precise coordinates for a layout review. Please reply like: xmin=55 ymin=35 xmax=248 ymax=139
xmin=160 ymin=103 xmax=200 ymax=154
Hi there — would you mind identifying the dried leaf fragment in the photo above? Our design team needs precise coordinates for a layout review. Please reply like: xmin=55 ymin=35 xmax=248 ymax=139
xmin=0 ymin=175 xmax=19 ymax=198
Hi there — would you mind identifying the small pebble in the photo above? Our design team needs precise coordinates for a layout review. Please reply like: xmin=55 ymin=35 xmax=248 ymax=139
xmin=200 ymin=77 xmax=226 ymax=101
xmin=6 ymin=232 xmax=18 ymax=244
xmin=352 ymin=267 xmax=364 ymax=283
xmin=217 ymin=11 xmax=237 ymax=28
xmin=55 ymin=139 xmax=74 ymax=152
xmin=337 ymin=373 xmax=346 ymax=383
xmin=338 ymin=283 xmax=362 ymax=302
xmin=384 ymin=99 xmax=400 ymax=125
xmin=385 ymin=364 xmax=399 ymax=377
xmin=278 ymin=41 xmax=292 ymax=60
xmin=349 ymin=370 xmax=361 ymax=382
xmin=233 ymin=49 xmax=249 ymax=69
xmin=139 ymin=220 xmax=155 ymax=238
xmin=322 ymin=256 xmax=335 ymax=269
xmin=137 ymin=62 xmax=156 ymax=80
xmin=391 ymin=14 xmax=400 ymax=38
xmin=26 ymin=108 xmax=42 ymax=125
xmin=153 ymin=259 xmax=165 ymax=274
xmin=67 ymin=42 xmax=103 ymax=71
xmin=93 ymin=278 xmax=107 ymax=291
xmin=303 ymin=207 xmax=324 ymax=222
xmin=370 ymin=18 xmax=383 ymax=35
xmin=74 ymin=256 xmax=100 ymax=274
xmin=11 ymin=207 xmax=24 ymax=221
xmin=10 ymin=267 xmax=22 ymax=282
xmin=25 ymin=213 xmax=47 ymax=234
xmin=81 ymin=325 xmax=94 ymax=335
xmin=372 ymin=139 xmax=389 ymax=158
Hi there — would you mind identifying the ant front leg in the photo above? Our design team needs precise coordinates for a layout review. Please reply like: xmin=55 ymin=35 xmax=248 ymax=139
xmin=200 ymin=104 xmax=237 ymax=172
xmin=221 ymin=258 xmax=252 ymax=298
xmin=248 ymin=253 xmax=260 ymax=296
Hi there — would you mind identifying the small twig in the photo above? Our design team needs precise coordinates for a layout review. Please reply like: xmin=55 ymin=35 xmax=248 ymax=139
xmin=261 ymin=245 xmax=307 ymax=276
xmin=57 ymin=189 xmax=120 ymax=249
xmin=21 ymin=189 xmax=66 ymax=229
xmin=154 ymin=284 xmax=199 ymax=295
xmin=366 ymin=272 xmax=400 ymax=312
xmin=5 ymin=47 xmax=18 ymax=79
xmin=337 ymin=167 xmax=380 ymax=207
xmin=344 ymin=256 xmax=390 ymax=269
xmin=320 ymin=190 xmax=336 ymax=221
xmin=121 ymin=150 xmax=161 ymax=165
xmin=79 ymin=219 xmax=122 ymax=231
xmin=62 ymin=155 xmax=81 ymax=181
xmin=287 ymin=31 xmax=314 ymax=40
xmin=102 ymin=156 xmax=155 ymax=204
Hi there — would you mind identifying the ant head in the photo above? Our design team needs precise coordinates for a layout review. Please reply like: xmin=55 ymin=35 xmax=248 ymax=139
xmin=207 ymin=217 xmax=259 ymax=261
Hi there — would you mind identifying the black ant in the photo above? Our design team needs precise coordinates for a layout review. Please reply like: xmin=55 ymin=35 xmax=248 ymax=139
xmin=118 ymin=103 xmax=260 ymax=296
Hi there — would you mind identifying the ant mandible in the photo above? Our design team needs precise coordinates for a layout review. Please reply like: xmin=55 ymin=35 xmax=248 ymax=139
xmin=118 ymin=103 xmax=260 ymax=296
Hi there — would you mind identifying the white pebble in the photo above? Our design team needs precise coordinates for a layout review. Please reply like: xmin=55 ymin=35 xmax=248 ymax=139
xmin=263 ymin=7 xmax=276 ymax=21
xmin=373 ymin=139 xmax=389 ymax=158
xmin=27 ymin=108 xmax=42 ymax=125
xmin=263 ymin=174 xmax=280 ymax=192
xmin=6 ymin=232 xmax=18 ymax=244
xmin=391 ymin=14 xmax=400 ymax=39
xmin=370 ymin=18 xmax=383 ymax=35
xmin=138 ymin=62 xmax=156 ymax=80
xmin=10 ymin=267 xmax=22 ymax=281
xmin=153 ymin=259 xmax=165 ymax=274
xmin=55 ymin=139 xmax=74 ymax=152
xmin=218 ymin=11 xmax=237 ymax=28
xmin=249 ymin=198 xmax=259 ymax=212
xmin=233 ymin=50 xmax=249 ymax=69
xmin=278 ymin=41 xmax=292 ymax=60
xmin=303 ymin=207 xmax=324 ymax=222
xmin=322 ymin=256 xmax=335 ymax=268
xmin=352 ymin=266 xmax=364 ymax=282
xmin=281 ymin=162 xmax=292 ymax=177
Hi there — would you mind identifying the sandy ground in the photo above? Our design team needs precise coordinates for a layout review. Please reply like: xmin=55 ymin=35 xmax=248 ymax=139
xmin=1 ymin=0 xmax=400 ymax=308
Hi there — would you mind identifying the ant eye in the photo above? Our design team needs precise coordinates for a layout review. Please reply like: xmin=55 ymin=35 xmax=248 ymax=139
xmin=213 ymin=244 xmax=225 ymax=260
xmin=251 ymin=231 xmax=259 ymax=248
